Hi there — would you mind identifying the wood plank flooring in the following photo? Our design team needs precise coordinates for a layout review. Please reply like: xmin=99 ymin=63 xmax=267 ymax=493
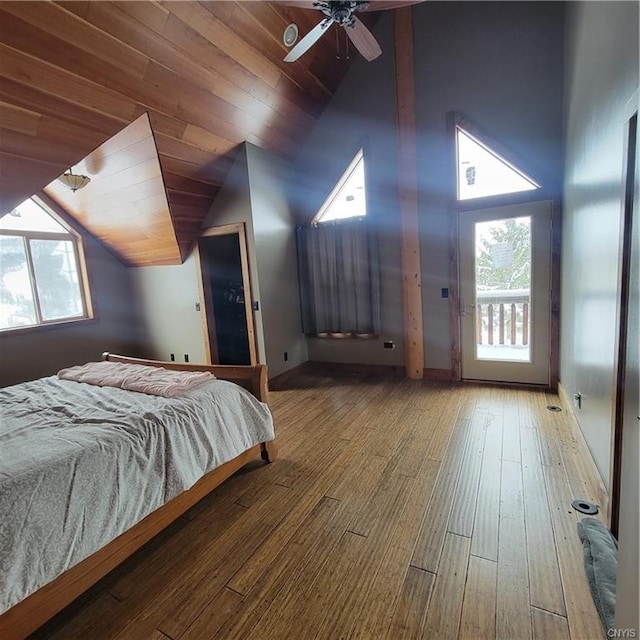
xmin=31 ymin=371 xmax=608 ymax=640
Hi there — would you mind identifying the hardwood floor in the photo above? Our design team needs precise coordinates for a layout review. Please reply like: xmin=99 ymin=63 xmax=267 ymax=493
xmin=32 ymin=371 xmax=608 ymax=640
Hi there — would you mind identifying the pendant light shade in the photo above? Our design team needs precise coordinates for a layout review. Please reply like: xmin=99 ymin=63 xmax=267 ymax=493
xmin=59 ymin=170 xmax=91 ymax=192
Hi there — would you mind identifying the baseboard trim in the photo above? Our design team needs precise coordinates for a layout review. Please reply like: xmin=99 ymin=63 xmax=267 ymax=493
xmin=271 ymin=362 xmax=458 ymax=383
xmin=306 ymin=361 xmax=405 ymax=377
xmin=423 ymin=367 xmax=457 ymax=381
xmin=557 ymin=382 xmax=574 ymax=418
xmin=557 ymin=381 xmax=610 ymax=519
xmin=268 ymin=362 xmax=313 ymax=390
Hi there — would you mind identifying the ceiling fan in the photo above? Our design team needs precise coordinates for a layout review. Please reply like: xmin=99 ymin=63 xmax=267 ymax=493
xmin=281 ymin=1 xmax=422 ymax=63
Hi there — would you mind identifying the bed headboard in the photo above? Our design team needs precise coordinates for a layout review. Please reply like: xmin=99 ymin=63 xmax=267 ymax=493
xmin=101 ymin=353 xmax=269 ymax=404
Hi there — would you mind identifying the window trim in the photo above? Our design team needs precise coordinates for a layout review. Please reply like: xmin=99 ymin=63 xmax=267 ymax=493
xmin=0 ymin=196 xmax=93 ymax=333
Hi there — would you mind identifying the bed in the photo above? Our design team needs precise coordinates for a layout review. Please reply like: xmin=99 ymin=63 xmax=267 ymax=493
xmin=0 ymin=353 xmax=277 ymax=640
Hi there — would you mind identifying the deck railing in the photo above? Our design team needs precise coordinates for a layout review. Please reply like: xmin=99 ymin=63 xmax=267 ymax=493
xmin=475 ymin=289 xmax=530 ymax=346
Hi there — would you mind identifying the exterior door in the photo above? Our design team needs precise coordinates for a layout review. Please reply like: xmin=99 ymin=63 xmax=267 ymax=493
xmin=459 ymin=201 xmax=552 ymax=385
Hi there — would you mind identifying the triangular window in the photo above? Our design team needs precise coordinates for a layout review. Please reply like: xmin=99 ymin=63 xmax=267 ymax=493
xmin=456 ymin=127 xmax=539 ymax=201
xmin=1 ymin=198 xmax=68 ymax=233
xmin=313 ymin=149 xmax=367 ymax=223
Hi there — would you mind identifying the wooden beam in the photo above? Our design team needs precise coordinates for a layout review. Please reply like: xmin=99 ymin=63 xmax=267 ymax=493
xmin=394 ymin=7 xmax=424 ymax=379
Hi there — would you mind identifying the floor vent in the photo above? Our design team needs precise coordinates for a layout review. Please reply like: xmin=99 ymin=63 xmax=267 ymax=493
xmin=572 ymin=499 xmax=599 ymax=515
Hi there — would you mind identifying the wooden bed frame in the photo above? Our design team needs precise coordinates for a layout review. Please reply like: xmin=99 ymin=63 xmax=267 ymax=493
xmin=0 ymin=353 xmax=277 ymax=640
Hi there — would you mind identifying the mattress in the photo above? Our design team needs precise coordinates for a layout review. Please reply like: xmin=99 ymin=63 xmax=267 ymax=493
xmin=0 ymin=375 xmax=274 ymax=613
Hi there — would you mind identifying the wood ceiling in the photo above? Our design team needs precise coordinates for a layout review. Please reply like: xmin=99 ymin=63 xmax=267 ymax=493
xmin=0 ymin=1 xmax=372 ymax=263
xmin=44 ymin=113 xmax=183 ymax=265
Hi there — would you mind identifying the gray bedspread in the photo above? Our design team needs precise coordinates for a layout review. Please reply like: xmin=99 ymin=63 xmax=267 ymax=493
xmin=0 ymin=376 xmax=274 ymax=613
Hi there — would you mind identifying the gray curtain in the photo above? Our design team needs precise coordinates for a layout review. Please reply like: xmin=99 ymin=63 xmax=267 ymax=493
xmin=297 ymin=220 xmax=381 ymax=335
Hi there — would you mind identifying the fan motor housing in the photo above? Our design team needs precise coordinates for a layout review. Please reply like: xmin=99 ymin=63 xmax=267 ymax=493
xmin=316 ymin=1 xmax=370 ymax=26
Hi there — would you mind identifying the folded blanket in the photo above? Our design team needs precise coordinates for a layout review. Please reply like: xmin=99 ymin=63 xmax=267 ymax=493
xmin=58 ymin=361 xmax=215 ymax=398
xmin=577 ymin=517 xmax=618 ymax=634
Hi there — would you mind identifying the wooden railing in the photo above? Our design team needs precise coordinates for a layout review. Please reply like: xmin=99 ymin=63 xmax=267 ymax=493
xmin=475 ymin=289 xmax=530 ymax=346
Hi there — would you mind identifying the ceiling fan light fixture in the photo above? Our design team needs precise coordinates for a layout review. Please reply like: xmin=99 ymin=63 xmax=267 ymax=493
xmin=283 ymin=23 xmax=299 ymax=47
xmin=59 ymin=170 xmax=91 ymax=192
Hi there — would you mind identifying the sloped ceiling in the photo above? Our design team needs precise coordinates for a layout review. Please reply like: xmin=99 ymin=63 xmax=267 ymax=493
xmin=0 ymin=1 xmax=372 ymax=262
xmin=44 ymin=113 xmax=182 ymax=266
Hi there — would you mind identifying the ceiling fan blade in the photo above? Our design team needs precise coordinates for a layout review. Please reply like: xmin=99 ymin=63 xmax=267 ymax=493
xmin=358 ymin=1 xmax=425 ymax=11
xmin=284 ymin=18 xmax=333 ymax=62
xmin=345 ymin=17 xmax=382 ymax=62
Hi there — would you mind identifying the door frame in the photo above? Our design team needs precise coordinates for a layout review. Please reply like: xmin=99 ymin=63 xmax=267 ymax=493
xmin=449 ymin=201 xmax=560 ymax=387
xmin=608 ymin=108 xmax=638 ymax=535
xmin=194 ymin=223 xmax=258 ymax=366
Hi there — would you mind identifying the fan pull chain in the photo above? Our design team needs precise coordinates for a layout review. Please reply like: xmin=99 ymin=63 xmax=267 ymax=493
xmin=345 ymin=29 xmax=350 ymax=59
xmin=335 ymin=26 xmax=340 ymax=59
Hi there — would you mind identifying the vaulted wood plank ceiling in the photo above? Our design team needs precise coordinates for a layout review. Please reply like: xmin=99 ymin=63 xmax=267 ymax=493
xmin=0 ymin=1 xmax=369 ymax=263
xmin=44 ymin=113 xmax=183 ymax=265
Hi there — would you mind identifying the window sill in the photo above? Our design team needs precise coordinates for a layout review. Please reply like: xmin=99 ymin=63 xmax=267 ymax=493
xmin=0 ymin=316 xmax=96 ymax=338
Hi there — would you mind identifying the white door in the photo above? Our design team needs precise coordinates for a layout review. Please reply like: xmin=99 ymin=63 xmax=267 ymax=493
xmin=459 ymin=201 xmax=552 ymax=385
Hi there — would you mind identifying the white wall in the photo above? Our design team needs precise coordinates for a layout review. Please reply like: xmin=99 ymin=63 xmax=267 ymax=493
xmin=561 ymin=2 xmax=639 ymax=634
xmin=246 ymin=144 xmax=308 ymax=377
xmin=131 ymin=252 xmax=207 ymax=364
xmin=561 ymin=0 xmax=639 ymax=488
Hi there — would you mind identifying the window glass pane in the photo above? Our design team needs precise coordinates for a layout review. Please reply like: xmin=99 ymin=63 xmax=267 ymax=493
xmin=1 ymin=198 xmax=67 ymax=233
xmin=30 ymin=239 xmax=84 ymax=321
xmin=474 ymin=216 xmax=531 ymax=362
xmin=315 ymin=150 xmax=367 ymax=223
xmin=456 ymin=128 xmax=538 ymax=201
xmin=0 ymin=236 xmax=37 ymax=329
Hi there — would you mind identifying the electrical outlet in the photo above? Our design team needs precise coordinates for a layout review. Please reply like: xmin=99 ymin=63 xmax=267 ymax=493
xmin=184 ymin=354 xmax=189 ymax=363
xmin=573 ymin=392 xmax=582 ymax=410
xmin=441 ymin=287 xmax=449 ymax=299
xmin=383 ymin=341 xmax=395 ymax=349
xmin=195 ymin=302 xmax=201 ymax=311
xmin=284 ymin=351 xmax=288 ymax=362
xmin=170 ymin=353 xmax=175 ymax=361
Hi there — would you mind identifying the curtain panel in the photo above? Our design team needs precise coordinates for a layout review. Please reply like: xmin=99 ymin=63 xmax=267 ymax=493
xmin=296 ymin=220 xmax=381 ymax=336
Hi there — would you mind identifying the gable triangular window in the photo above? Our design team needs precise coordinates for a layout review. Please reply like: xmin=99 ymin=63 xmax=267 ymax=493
xmin=1 ymin=198 xmax=68 ymax=233
xmin=313 ymin=149 xmax=367 ymax=223
xmin=456 ymin=127 xmax=539 ymax=201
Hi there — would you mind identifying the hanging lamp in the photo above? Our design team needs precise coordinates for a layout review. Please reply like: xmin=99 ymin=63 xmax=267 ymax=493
xmin=58 ymin=169 xmax=91 ymax=192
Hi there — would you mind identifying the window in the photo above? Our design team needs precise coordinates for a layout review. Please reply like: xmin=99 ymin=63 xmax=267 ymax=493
xmin=456 ymin=126 xmax=539 ymax=201
xmin=313 ymin=149 xmax=367 ymax=223
xmin=301 ymin=149 xmax=379 ymax=337
xmin=0 ymin=197 xmax=91 ymax=331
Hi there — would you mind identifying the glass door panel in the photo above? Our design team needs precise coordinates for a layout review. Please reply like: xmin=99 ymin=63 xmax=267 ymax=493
xmin=474 ymin=216 xmax=531 ymax=362
xmin=459 ymin=201 xmax=551 ymax=385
